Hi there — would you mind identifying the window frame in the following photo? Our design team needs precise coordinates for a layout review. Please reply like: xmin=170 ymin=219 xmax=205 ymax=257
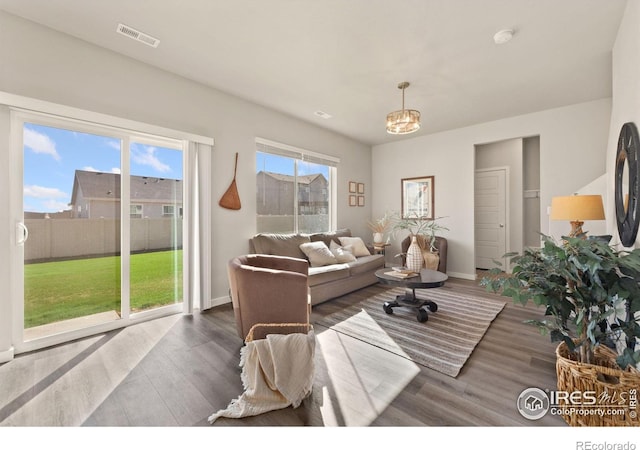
xmin=163 ymin=204 xmax=175 ymax=216
xmin=130 ymin=204 xmax=143 ymax=218
xmin=256 ymin=137 xmax=338 ymax=234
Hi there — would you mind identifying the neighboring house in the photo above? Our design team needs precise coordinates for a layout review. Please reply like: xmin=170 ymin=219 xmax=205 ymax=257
xmin=256 ymin=171 xmax=328 ymax=216
xmin=70 ymin=170 xmax=183 ymax=219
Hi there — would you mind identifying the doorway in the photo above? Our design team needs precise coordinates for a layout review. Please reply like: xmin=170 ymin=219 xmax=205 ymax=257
xmin=474 ymin=136 xmax=540 ymax=275
xmin=474 ymin=168 xmax=507 ymax=270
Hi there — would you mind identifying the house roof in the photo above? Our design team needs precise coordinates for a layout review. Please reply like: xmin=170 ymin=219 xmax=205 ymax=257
xmin=258 ymin=171 xmax=326 ymax=185
xmin=70 ymin=170 xmax=182 ymax=204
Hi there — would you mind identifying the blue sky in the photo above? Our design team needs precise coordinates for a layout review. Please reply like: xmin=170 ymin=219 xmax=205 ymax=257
xmin=256 ymin=151 xmax=329 ymax=178
xmin=23 ymin=123 xmax=183 ymax=213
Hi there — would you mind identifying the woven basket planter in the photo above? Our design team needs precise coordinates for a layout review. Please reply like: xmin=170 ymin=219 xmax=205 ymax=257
xmin=555 ymin=342 xmax=640 ymax=426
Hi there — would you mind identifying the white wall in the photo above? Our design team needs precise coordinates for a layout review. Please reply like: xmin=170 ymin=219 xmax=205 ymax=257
xmin=0 ymin=10 xmax=372 ymax=289
xmin=373 ymin=99 xmax=611 ymax=279
xmin=606 ymin=0 xmax=640 ymax=249
xmin=0 ymin=12 xmax=373 ymax=359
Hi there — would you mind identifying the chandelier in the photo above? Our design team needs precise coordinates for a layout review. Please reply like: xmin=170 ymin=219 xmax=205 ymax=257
xmin=386 ymin=81 xmax=421 ymax=135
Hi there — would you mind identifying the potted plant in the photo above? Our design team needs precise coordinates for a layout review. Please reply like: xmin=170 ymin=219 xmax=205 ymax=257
xmin=481 ymin=234 xmax=640 ymax=426
xmin=367 ymin=212 xmax=391 ymax=244
xmin=390 ymin=212 xmax=448 ymax=271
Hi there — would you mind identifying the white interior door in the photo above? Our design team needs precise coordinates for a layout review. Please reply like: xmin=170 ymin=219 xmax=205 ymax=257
xmin=475 ymin=168 xmax=507 ymax=270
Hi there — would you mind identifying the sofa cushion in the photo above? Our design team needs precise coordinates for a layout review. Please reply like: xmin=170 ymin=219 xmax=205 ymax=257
xmin=250 ymin=233 xmax=311 ymax=259
xmin=299 ymin=241 xmax=338 ymax=267
xmin=338 ymin=236 xmax=371 ymax=257
xmin=310 ymin=228 xmax=352 ymax=248
xmin=308 ymin=264 xmax=350 ymax=287
xmin=347 ymin=254 xmax=385 ymax=275
xmin=329 ymin=240 xmax=357 ymax=263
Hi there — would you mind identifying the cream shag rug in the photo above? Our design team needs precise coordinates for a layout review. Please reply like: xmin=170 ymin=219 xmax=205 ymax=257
xmin=316 ymin=287 xmax=505 ymax=377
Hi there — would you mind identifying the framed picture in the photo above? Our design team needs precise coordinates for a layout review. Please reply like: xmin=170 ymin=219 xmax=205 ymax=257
xmin=348 ymin=181 xmax=357 ymax=193
xmin=357 ymin=183 xmax=365 ymax=194
xmin=401 ymin=176 xmax=434 ymax=220
xmin=357 ymin=195 xmax=365 ymax=207
xmin=349 ymin=195 xmax=357 ymax=206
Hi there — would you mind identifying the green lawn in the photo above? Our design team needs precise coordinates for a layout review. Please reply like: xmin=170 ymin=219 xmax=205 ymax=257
xmin=24 ymin=250 xmax=183 ymax=328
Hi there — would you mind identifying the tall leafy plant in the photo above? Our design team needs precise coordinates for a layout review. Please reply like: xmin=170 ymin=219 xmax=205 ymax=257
xmin=390 ymin=211 xmax=448 ymax=251
xmin=481 ymin=235 xmax=640 ymax=369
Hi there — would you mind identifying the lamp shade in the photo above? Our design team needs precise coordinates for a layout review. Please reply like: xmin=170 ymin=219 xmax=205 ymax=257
xmin=550 ymin=195 xmax=605 ymax=221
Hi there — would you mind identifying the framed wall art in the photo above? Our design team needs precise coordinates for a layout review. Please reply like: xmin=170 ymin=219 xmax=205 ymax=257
xmin=401 ymin=176 xmax=434 ymax=219
xmin=357 ymin=196 xmax=365 ymax=207
xmin=349 ymin=181 xmax=357 ymax=193
xmin=349 ymin=195 xmax=357 ymax=207
xmin=357 ymin=183 xmax=365 ymax=194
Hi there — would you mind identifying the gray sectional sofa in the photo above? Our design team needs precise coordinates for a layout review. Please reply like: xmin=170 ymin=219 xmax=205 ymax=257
xmin=249 ymin=229 xmax=385 ymax=305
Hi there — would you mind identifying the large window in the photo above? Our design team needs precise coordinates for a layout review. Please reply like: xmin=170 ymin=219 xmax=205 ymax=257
xmin=19 ymin=119 xmax=184 ymax=342
xmin=5 ymin=98 xmax=212 ymax=356
xmin=256 ymin=138 xmax=338 ymax=234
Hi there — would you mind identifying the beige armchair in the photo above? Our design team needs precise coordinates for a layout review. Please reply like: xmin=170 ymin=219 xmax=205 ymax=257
xmin=227 ymin=254 xmax=310 ymax=340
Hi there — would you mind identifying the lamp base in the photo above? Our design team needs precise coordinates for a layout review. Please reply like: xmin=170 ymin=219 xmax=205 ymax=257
xmin=569 ymin=221 xmax=585 ymax=238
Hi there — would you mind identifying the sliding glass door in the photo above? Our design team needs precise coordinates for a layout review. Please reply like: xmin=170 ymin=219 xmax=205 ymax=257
xmin=16 ymin=113 xmax=185 ymax=346
xmin=128 ymin=141 xmax=184 ymax=314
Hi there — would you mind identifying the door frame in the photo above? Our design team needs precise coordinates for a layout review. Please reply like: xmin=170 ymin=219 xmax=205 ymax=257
xmin=474 ymin=166 xmax=510 ymax=274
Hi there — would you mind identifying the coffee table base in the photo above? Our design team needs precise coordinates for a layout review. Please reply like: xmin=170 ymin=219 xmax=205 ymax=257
xmin=382 ymin=288 xmax=438 ymax=322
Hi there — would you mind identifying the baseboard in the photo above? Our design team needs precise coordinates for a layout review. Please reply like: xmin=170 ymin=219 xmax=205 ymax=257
xmin=447 ymin=271 xmax=476 ymax=281
xmin=209 ymin=295 xmax=231 ymax=308
xmin=0 ymin=346 xmax=14 ymax=363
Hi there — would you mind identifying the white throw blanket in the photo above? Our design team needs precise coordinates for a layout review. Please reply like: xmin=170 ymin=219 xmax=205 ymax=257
xmin=208 ymin=330 xmax=315 ymax=424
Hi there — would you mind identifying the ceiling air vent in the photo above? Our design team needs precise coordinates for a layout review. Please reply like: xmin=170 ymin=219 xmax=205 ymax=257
xmin=116 ymin=23 xmax=160 ymax=48
xmin=314 ymin=110 xmax=332 ymax=119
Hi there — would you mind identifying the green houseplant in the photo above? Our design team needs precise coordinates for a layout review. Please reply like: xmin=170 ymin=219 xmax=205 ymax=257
xmin=481 ymin=234 xmax=640 ymax=369
xmin=482 ymin=234 xmax=640 ymax=426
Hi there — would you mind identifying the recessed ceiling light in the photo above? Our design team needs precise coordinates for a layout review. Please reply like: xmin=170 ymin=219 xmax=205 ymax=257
xmin=314 ymin=110 xmax=332 ymax=119
xmin=493 ymin=29 xmax=514 ymax=45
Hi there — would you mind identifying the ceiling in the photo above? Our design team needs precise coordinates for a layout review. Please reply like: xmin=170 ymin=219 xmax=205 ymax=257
xmin=0 ymin=0 xmax=628 ymax=146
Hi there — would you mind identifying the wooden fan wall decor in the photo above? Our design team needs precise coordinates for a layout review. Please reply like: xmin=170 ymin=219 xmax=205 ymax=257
xmin=219 ymin=152 xmax=241 ymax=210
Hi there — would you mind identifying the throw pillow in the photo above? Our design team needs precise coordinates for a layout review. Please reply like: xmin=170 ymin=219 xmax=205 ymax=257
xmin=299 ymin=241 xmax=338 ymax=267
xmin=338 ymin=236 xmax=371 ymax=257
xmin=329 ymin=241 xmax=357 ymax=263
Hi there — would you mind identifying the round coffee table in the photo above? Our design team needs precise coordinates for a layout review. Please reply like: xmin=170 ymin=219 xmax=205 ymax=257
xmin=375 ymin=268 xmax=448 ymax=322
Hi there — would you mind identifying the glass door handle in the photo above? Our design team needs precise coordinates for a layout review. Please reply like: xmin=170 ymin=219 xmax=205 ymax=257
xmin=16 ymin=222 xmax=29 ymax=245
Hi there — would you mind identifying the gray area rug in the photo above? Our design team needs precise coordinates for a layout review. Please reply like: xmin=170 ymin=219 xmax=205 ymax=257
xmin=316 ymin=286 xmax=506 ymax=377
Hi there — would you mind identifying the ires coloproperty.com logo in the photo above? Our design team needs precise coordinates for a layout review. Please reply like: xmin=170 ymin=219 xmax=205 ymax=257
xmin=517 ymin=387 xmax=638 ymax=421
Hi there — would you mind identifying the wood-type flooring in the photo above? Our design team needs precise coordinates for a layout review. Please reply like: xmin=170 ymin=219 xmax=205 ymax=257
xmin=0 ymin=277 xmax=566 ymax=427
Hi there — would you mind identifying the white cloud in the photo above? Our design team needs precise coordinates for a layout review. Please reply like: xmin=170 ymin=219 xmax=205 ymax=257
xmin=131 ymin=146 xmax=170 ymax=173
xmin=83 ymin=166 xmax=99 ymax=172
xmin=106 ymin=140 xmax=121 ymax=151
xmin=24 ymin=185 xmax=67 ymax=199
xmin=43 ymin=199 xmax=70 ymax=212
xmin=111 ymin=167 xmax=121 ymax=174
xmin=23 ymin=127 xmax=60 ymax=161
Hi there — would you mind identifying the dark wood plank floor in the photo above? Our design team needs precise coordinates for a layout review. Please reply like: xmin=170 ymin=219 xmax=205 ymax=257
xmin=0 ymin=277 xmax=567 ymax=428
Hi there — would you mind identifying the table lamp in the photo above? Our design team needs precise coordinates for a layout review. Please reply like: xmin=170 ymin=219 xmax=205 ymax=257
xmin=550 ymin=194 xmax=605 ymax=237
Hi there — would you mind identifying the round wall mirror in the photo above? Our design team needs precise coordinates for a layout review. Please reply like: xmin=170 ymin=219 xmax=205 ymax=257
xmin=615 ymin=122 xmax=640 ymax=247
